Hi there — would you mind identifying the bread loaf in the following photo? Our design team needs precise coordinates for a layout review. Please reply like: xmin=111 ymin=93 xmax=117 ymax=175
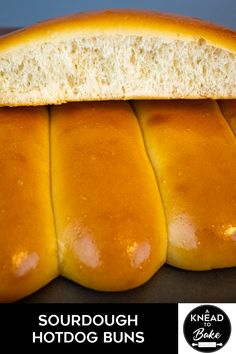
xmin=0 ymin=9 xmax=236 ymax=106
xmin=0 ymin=107 xmax=58 ymax=302
xmin=50 ymin=101 xmax=167 ymax=291
xmin=133 ymin=100 xmax=236 ymax=270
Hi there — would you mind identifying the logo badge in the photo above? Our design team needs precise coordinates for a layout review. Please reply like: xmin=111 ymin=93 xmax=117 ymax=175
xmin=183 ymin=305 xmax=231 ymax=352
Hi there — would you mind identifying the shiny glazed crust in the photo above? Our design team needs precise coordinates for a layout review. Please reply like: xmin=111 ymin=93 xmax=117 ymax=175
xmin=0 ymin=100 xmax=236 ymax=301
xmin=133 ymin=100 xmax=236 ymax=270
xmin=0 ymin=107 xmax=58 ymax=302
xmin=51 ymin=101 xmax=167 ymax=291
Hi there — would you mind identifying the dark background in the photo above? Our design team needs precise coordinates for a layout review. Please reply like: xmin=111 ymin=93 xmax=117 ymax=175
xmin=0 ymin=303 xmax=178 ymax=353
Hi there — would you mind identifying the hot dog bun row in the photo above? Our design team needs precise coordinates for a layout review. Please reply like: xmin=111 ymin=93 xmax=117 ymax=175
xmin=0 ymin=100 xmax=236 ymax=302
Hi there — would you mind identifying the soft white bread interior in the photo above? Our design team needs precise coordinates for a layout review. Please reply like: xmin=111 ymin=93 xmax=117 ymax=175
xmin=51 ymin=101 xmax=167 ymax=291
xmin=0 ymin=107 xmax=58 ymax=302
xmin=0 ymin=9 xmax=236 ymax=106
xmin=133 ymin=100 xmax=236 ymax=270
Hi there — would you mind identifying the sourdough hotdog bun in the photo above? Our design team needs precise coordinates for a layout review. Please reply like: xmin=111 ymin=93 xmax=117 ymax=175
xmin=133 ymin=100 xmax=236 ymax=270
xmin=0 ymin=107 xmax=58 ymax=302
xmin=51 ymin=101 xmax=167 ymax=291
xmin=0 ymin=9 xmax=236 ymax=106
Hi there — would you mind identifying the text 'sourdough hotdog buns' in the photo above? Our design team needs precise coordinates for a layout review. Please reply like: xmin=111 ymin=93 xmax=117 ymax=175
xmin=0 ymin=10 xmax=235 ymax=302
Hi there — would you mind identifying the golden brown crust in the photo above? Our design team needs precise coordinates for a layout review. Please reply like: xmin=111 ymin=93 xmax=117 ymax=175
xmin=0 ymin=9 xmax=235 ymax=53
xmin=0 ymin=107 xmax=58 ymax=302
xmin=51 ymin=101 xmax=167 ymax=291
xmin=218 ymin=99 xmax=236 ymax=134
xmin=133 ymin=99 xmax=236 ymax=270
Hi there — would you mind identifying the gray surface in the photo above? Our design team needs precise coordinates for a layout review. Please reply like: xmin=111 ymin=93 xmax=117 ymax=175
xmin=0 ymin=0 xmax=236 ymax=30
xmin=21 ymin=265 xmax=236 ymax=303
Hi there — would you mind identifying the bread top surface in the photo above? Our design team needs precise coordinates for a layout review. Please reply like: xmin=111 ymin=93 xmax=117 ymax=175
xmin=0 ymin=107 xmax=58 ymax=302
xmin=0 ymin=9 xmax=236 ymax=53
xmin=50 ymin=101 xmax=167 ymax=291
xmin=133 ymin=99 xmax=236 ymax=270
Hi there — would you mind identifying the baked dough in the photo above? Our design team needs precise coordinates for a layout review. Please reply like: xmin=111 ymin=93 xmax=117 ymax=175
xmin=0 ymin=107 xmax=58 ymax=302
xmin=133 ymin=100 xmax=236 ymax=270
xmin=50 ymin=101 xmax=167 ymax=291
